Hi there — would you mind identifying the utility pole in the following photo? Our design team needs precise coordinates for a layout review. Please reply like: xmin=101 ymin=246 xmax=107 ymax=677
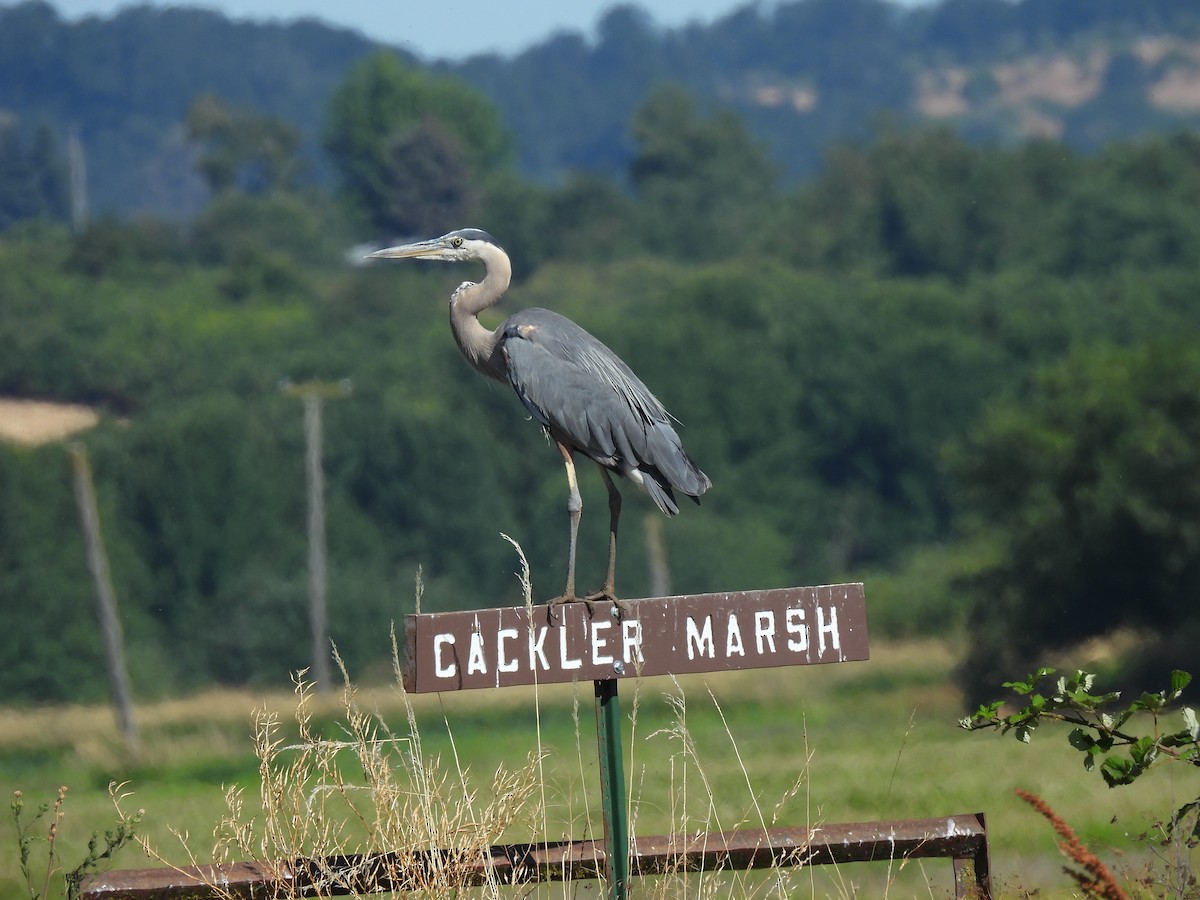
xmin=69 ymin=441 xmax=138 ymax=757
xmin=643 ymin=513 xmax=672 ymax=598
xmin=281 ymin=379 xmax=351 ymax=692
xmin=67 ymin=127 xmax=88 ymax=234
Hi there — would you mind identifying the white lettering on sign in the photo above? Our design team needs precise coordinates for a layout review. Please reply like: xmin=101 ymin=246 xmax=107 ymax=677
xmin=497 ymin=628 xmax=519 ymax=673
xmin=687 ymin=615 xmax=715 ymax=659
xmin=559 ymin=624 xmax=582 ymax=670
xmin=422 ymin=600 xmax=843 ymax=683
xmin=754 ymin=611 xmax=776 ymax=654
xmin=725 ymin=613 xmax=745 ymax=657
xmin=529 ymin=626 xmax=550 ymax=671
xmin=467 ymin=631 xmax=487 ymax=675
xmin=786 ymin=607 xmax=808 ymax=652
xmin=683 ymin=605 xmax=841 ymax=667
xmin=435 ymin=633 xmax=456 ymax=678
xmin=817 ymin=605 xmax=840 ymax=655
xmin=591 ymin=619 xmax=613 ymax=666
xmin=623 ymin=619 xmax=644 ymax=663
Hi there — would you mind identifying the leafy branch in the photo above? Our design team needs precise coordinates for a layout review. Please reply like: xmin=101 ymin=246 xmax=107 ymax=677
xmin=961 ymin=667 xmax=1200 ymax=851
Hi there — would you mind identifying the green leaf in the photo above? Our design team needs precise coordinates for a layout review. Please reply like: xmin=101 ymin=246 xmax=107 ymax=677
xmin=1129 ymin=735 xmax=1157 ymax=767
xmin=1067 ymin=689 xmax=1099 ymax=708
xmin=1169 ymin=670 xmax=1192 ymax=701
xmin=1134 ymin=691 xmax=1165 ymax=712
xmin=972 ymin=701 xmax=1004 ymax=721
xmin=1101 ymin=755 xmax=1136 ymax=787
xmin=1068 ymin=728 xmax=1096 ymax=752
xmin=1004 ymin=668 xmax=1055 ymax=696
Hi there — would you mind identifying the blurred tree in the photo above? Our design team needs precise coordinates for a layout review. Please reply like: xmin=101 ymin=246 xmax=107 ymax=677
xmin=952 ymin=340 xmax=1200 ymax=702
xmin=380 ymin=117 xmax=478 ymax=238
xmin=187 ymin=93 xmax=306 ymax=196
xmin=191 ymin=190 xmax=335 ymax=296
xmin=1047 ymin=133 xmax=1200 ymax=275
xmin=0 ymin=444 xmax=107 ymax=701
xmin=186 ymin=95 xmax=342 ymax=291
xmin=628 ymin=85 xmax=778 ymax=260
xmin=778 ymin=126 xmax=1200 ymax=279
xmin=65 ymin=217 xmax=188 ymax=280
xmin=114 ymin=394 xmax=308 ymax=686
xmin=781 ymin=125 xmax=1018 ymax=278
xmin=323 ymin=50 xmax=511 ymax=239
xmin=0 ymin=123 xmax=68 ymax=230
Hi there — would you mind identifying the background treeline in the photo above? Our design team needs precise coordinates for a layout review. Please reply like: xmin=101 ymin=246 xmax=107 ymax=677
xmin=2 ymin=2 xmax=1200 ymax=706
xmin=3 ymin=0 xmax=1200 ymax=219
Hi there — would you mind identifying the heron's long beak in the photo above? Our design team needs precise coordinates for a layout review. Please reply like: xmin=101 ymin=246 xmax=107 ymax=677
xmin=366 ymin=238 xmax=451 ymax=261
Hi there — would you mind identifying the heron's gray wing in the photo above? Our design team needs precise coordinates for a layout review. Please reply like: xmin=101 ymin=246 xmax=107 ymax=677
xmin=501 ymin=309 xmax=710 ymax=511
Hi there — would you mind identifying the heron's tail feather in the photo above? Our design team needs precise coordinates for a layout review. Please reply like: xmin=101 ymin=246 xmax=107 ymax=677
xmin=640 ymin=475 xmax=681 ymax=516
xmin=644 ymin=425 xmax=711 ymax=500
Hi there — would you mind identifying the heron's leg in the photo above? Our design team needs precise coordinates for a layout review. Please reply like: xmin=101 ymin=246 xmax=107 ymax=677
xmin=548 ymin=441 xmax=582 ymax=608
xmin=584 ymin=468 xmax=632 ymax=618
xmin=598 ymin=468 xmax=622 ymax=597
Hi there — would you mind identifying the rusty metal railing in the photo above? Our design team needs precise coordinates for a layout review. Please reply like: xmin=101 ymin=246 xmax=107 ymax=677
xmin=81 ymin=812 xmax=991 ymax=899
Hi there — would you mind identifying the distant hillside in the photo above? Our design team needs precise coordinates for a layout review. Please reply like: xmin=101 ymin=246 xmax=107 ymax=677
xmin=454 ymin=0 xmax=1200 ymax=182
xmin=2 ymin=0 xmax=1200 ymax=218
xmin=0 ymin=1 xmax=382 ymax=216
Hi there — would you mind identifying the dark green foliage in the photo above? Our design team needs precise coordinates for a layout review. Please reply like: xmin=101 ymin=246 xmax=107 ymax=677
xmin=187 ymin=95 xmax=307 ymax=197
xmin=0 ymin=123 xmax=68 ymax=230
xmin=0 ymin=447 xmax=109 ymax=702
xmin=629 ymin=86 xmax=779 ymax=261
xmin=952 ymin=340 xmax=1200 ymax=702
xmin=323 ymin=51 xmax=510 ymax=239
xmin=112 ymin=395 xmax=310 ymax=685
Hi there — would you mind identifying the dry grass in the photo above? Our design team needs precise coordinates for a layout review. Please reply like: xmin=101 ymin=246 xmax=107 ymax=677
xmin=4 ymin=635 xmax=1182 ymax=898
xmin=129 ymin=552 xmax=834 ymax=899
xmin=209 ymin=669 xmax=546 ymax=895
xmin=4 ymin=578 xmax=1191 ymax=900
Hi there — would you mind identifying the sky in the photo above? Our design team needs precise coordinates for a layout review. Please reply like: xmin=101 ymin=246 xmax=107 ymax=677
xmin=42 ymin=0 xmax=786 ymax=60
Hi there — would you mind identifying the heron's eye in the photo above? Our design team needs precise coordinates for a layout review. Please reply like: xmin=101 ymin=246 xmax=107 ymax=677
xmin=451 ymin=237 xmax=463 ymax=248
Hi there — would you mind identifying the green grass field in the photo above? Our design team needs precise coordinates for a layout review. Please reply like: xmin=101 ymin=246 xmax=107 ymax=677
xmin=2 ymin=639 xmax=1192 ymax=898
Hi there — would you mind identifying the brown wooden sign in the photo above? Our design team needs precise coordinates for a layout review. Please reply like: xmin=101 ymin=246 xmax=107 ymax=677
xmin=402 ymin=584 xmax=868 ymax=693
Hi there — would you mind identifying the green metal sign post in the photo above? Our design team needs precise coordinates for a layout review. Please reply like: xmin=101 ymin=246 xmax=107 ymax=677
xmin=594 ymin=678 xmax=629 ymax=899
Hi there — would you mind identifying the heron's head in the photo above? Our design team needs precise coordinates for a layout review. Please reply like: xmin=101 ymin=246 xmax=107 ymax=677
xmin=367 ymin=228 xmax=498 ymax=264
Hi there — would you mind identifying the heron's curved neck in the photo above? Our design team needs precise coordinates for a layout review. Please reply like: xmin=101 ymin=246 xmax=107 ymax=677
xmin=449 ymin=246 xmax=511 ymax=382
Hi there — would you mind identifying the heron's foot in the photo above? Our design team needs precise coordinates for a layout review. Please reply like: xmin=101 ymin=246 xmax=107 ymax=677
xmin=545 ymin=593 xmax=577 ymax=624
xmin=543 ymin=592 xmax=630 ymax=621
xmin=582 ymin=589 xmax=632 ymax=620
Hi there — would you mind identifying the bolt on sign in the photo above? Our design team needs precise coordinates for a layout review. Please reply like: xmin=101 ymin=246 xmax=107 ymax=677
xmin=402 ymin=584 xmax=868 ymax=693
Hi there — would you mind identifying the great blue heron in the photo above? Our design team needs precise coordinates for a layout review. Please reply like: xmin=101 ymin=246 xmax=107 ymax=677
xmin=368 ymin=228 xmax=710 ymax=612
